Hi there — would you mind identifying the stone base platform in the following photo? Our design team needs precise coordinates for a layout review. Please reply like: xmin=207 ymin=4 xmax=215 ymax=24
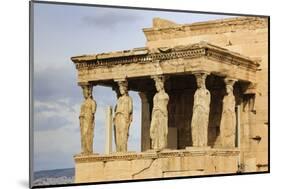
xmin=74 ymin=148 xmax=240 ymax=183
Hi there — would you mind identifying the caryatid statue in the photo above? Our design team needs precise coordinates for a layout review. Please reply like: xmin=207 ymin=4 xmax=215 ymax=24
xmin=113 ymin=80 xmax=133 ymax=152
xmin=150 ymin=75 xmax=169 ymax=151
xmin=220 ymin=78 xmax=237 ymax=147
xmin=79 ymin=84 xmax=97 ymax=155
xmin=191 ymin=72 xmax=210 ymax=147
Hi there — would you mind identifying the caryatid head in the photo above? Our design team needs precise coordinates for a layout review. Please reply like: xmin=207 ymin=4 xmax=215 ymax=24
xmin=226 ymin=84 xmax=233 ymax=94
xmin=153 ymin=75 xmax=165 ymax=92
xmin=82 ymin=84 xmax=93 ymax=99
xmin=118 ymin=80 xmax=128 ymax=96
xmin=224 ymin=78 xmax=236 ymax=95
xmin=194 ymin=72 xmax=208 ymax=89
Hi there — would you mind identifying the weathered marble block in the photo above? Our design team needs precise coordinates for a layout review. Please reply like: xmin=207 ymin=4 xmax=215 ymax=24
xmin=74 ymin=148 xmax=239 ymax=183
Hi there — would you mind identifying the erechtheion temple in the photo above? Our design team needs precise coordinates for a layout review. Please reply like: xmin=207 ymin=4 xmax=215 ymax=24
xmin=71 ymin=16 xmax=268 ymax=183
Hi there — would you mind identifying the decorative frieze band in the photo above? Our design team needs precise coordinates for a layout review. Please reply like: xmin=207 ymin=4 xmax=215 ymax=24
xmin=74 ymin=48 xmax=206 ymax=70
xmin=73 ymin=46 xmax=258 ymax=72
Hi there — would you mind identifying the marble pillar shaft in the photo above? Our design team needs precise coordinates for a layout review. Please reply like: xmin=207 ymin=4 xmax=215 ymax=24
xmin=139 ymin=92 xmax=152 ymax=151
xmin=105 ymin=106 xmax=113 ymax=154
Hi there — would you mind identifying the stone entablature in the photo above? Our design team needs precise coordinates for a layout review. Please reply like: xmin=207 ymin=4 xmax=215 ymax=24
xmin=143 ymin=17 xmax=267 ymax=41
xmin=72 ymin=42 xmax=258 ymax=70
xmin=71 ymin=42 xmax=259 ymax=84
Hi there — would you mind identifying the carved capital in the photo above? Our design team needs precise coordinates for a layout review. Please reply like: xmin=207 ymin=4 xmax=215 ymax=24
xmin=192 ymin=71 xmax=210 ymax=77
xmin=151 ymin=75 xmax=167 ymax=93
xmin=151 ymin=75 xmax=169 ymax=86
xmin=78 ymin=81 xmax=90 ymax=87
xmin=224 ymin=78 xmax=237 ymax=86
xmin=243 ymin=82 xmax=257 ymax=95
xmin=117 ymin=80 xmax=128 ymax=89
xmin=192 ymin=72 xmax=209 ymax=89
xmin=151 ymin=74 xmax=165 ymax=81
xmin=223 ymin=78 xmax=237 ymax=94
xmin=114 ymin=77 xmax=126 ymax=82
xmin=138 ymin=92 xmax=148 ymax=103
xmin=80 ymin=83 xmax=94 ymax=99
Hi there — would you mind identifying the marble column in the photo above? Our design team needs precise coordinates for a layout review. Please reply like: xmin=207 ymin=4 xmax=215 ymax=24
xmin=190 ymin=72 xmax=211 ymax=147
xmin=139 ymin=92 xmax=152 ymax=151
xmin=105 ymin=106 xmax=113 ymax=154
xmin=150 ymin=75 xmax=169 ymax=151
xmin=79 ymin=84 xmax=97 ymax=155
xmin=220 ymin=78 xmax=237 ymax=148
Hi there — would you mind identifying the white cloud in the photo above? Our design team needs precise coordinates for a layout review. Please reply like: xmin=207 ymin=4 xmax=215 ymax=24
xmin=34 ymin=99 xmax=80 ymax=131
xmin=33 ymin=91 xmax=142 ymax=171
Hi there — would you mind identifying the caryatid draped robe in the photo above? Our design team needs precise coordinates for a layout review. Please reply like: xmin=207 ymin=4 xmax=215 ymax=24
xmin=114 ymin=95 xmax=133 ymax=152
xmin=79 ymin=97 xmax=97 ymax=154
xmin=191 ymin=88 xmax=210 ymax=147
xmin=150 ymin=91 xmax=169 ymax=150
xmin=220 ymin=92 xmax=236 ymax=147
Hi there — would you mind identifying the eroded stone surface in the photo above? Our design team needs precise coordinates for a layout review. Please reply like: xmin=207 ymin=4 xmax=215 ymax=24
xmin=113 ymin=80 xmax=133 ymax=152
xmin=71 ymin=16 xmax=268 ymax=182
xmin=74 ymin=149 xmax=239 ymax=183
xmin=79 ymin=84 xmax=96 ymax=155
xmin=219 ymin=78 xmax=237 ymax=147
xmin=191 ymin=72 xmax=210 ymax=147
xmin=150 ymin=75 xmax=169 ymax=150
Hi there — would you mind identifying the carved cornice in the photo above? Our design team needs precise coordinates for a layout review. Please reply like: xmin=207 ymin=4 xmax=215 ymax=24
xmin=71 ymin=42 xmax=259 ymax=72
xmin=74 ymin=148 xmax=240 ymax=163
xmin=205 ymin=48 xmax=258 ymax=70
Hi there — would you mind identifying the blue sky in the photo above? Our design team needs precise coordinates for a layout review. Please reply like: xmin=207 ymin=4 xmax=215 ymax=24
xmin=33 ymin=2 xmax=233 ymax=171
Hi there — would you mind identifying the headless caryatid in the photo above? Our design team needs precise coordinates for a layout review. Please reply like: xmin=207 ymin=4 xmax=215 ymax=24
xmin=191 ymin=73 xmax=210 ymax=147
xmin=79 ymin=84 xmax=97 ymax=155
xmin=113 ymin=80 xmax=133 ymax=152
xmin=150 ymin=76 xmax=169 ymax=151
xmin=220 ymin=79 xmax=236 ymax=147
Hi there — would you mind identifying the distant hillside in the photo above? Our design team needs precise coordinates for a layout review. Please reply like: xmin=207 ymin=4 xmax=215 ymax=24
xmin=33 ymin=168 xmax=74 ymax=186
